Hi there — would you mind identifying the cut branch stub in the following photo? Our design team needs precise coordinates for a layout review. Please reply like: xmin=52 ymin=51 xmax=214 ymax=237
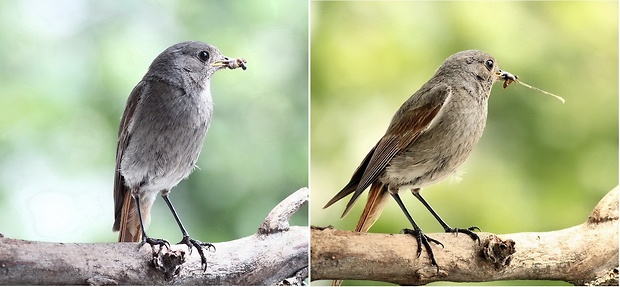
xmin=258 ymin=187 xmax=309 ymax=235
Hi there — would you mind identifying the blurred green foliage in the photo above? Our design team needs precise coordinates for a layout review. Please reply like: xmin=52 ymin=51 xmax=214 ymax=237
xmin=311 ymin=1 xmax=617 ymax=286
xmin=0 ymin=0 xmax=308 ymax=245
xmin=0 ymin=0 xmax=617 ymax=284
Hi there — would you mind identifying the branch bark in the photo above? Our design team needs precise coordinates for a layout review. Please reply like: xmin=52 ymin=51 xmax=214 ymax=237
xmin=0 ymin=187 xmax=309 ymax=285
xmin=311 ymin=187 xmax=619 ymax=286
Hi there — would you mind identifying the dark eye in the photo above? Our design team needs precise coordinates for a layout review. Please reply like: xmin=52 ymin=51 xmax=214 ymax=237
xmin=198 ymin=51 xmax=210 ymax=62
xmin=485 ymin=59 xmax=494 ymax=70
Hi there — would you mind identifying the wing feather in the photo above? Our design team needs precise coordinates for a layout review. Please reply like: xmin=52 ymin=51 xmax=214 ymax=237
xmin=112 ymin=81 xmax=146 ymax=232
xmin=326 ymin=83 xmax=453 ymax=218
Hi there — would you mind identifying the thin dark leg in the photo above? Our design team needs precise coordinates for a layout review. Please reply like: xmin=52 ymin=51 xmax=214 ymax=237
xmin=133 ymin=196 xmax=169 ymax=249
xmin=391 ymin=193 xmax=443 ymax=271
xmin=161 ymin=194 xmax=214 ymax=272
xmin=411 ymin=188 xmax=479 ymax=241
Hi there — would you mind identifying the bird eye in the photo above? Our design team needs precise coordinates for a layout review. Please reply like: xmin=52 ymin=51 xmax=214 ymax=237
xmin=485 ymin=59 xmax=494 ymax=70
xmin=198 ymin=51 xmax=210 ymax=62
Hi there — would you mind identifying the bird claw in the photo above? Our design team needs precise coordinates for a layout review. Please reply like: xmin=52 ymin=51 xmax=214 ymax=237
xmin=177 ymin=236 xmax=215 ymax=272
xmin=138 ymin=236 xmax=170 ymax=266
xmin=401 ymin=228 xmax=443 ymax=272
xmin=446 ymin=226 xmax=480 ymax=242
xmin=140 ymin=236 xmax=170 ymax=252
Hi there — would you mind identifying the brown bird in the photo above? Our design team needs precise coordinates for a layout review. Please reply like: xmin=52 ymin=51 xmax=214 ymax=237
xmin=324 ymin=50 xmax=512 ymax=271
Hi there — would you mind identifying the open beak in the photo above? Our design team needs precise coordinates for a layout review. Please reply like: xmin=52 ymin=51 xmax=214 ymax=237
xmin=496 ymin=69 xmax=518 ymax=89
xmin=211 ymin=57 xmax=248 ymax=71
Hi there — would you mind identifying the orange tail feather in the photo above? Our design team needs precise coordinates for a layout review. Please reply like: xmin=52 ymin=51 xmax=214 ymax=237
xmin=355 ymin=182 xmax=389 ymax=233
xmin=117 ymin=191 xmax=142 ymax=242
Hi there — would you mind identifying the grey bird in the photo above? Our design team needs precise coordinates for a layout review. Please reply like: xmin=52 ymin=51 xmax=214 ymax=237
xmin=112 ymin=41 xmax=246 ymax=270
xmin=324 ymin=50 xmax=512 ymax=271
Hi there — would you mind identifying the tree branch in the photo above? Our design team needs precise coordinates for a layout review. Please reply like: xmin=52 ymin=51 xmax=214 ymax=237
xmin=0 ymin=187 xmax=309 ymax=285
xmin=311 ymin=187 xmax=618 ymax=285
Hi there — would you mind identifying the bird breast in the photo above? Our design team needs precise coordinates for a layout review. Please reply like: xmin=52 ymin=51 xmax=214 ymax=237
xmin=381 ymin=89 xmax=488 ymax=190
xmin=120 ymin=84 xmax=213 ymax=192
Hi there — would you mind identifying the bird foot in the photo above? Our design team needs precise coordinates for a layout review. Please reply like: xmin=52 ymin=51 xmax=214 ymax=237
xmin=139 ymin=236 xmax=170 ymax=267
xmin=445 ymin=226 xmax=480 ymax=242
xmin=401 ymin=228 xmax=443 ymax=272
xmin=177 ymin=235 xmax=215 ymax=271
xmin=139 ymin=236 xmax=170 ymax=252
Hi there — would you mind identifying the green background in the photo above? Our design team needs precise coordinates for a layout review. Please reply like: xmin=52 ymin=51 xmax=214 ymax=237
xmin=0 ymin=0 xmax=618 ymax=285
xmin=311 ymin=1 xmax=618 ymax=286
xmin=0 ymin=0 xmax=308 ymax=245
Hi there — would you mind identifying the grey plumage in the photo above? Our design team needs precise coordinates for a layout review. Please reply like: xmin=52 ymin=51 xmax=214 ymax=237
xmin=112 ymin=41 xmax=245 ymax=269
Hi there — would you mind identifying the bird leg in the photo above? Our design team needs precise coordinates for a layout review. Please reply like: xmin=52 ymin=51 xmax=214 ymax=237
xmin=161 ymin=194 xmax=215 ymax=272
xmin=391 ymin=193 xmax=443 ymax=272
xmin=410 ymin=188 xmax=480 ymax=242
xmin=133 ymin=196 xmax=170 ymax=253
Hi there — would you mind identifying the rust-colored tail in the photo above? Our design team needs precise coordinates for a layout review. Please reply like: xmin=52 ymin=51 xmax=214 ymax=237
xmin=116 ymin=191 xmax=142 ymax=242
xmin=354 ymin=182 xmax=390 ymax=233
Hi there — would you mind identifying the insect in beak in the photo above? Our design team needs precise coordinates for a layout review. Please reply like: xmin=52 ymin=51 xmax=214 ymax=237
xmin=212 ymin=58 xmax=247 ymax=70
xmin=497 ymin=70 xmax=518 ymax=89
xmin=496 ymin=70 xmax=565 ymax=104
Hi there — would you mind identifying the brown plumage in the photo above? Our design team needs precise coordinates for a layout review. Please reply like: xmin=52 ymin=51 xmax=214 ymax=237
xmin=324 ymin=50 xmax=509 ymax=283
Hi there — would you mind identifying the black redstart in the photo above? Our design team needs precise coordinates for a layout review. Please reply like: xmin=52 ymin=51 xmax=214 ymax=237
xmin=112 ymin=41 xmax=246 ymax=270
xmin=324 ymin=50 xmax=513 ymax=271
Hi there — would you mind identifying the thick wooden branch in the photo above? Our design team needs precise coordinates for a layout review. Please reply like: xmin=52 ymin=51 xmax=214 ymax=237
xmin=0 ymin=187 xmax=309 ymax=285
xmin=311 ymin=187 xmax=619 ymax=285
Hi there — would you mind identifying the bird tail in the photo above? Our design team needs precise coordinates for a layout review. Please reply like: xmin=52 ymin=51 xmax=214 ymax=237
xmin=331 ymin=182 xmax=390 ymax=286
xmin=116 ymin=191 xmax=142 ymax=242
xmin=354 ymin=182 xmax=389 ymax=233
